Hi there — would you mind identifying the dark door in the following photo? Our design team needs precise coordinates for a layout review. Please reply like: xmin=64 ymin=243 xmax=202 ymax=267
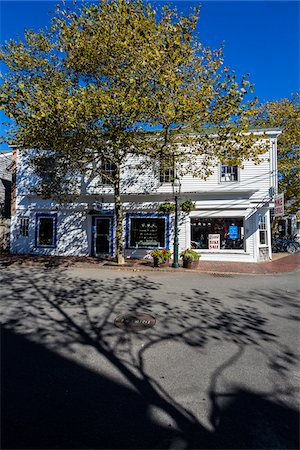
xmin=95 ymin=218 xmax=111 ymax=255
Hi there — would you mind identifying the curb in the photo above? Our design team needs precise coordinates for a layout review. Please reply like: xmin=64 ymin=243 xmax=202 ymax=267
xmin=0 ymin=252 xmax=299 ymax=276
xmin=1 ymin=258 xmax=299 ymax=276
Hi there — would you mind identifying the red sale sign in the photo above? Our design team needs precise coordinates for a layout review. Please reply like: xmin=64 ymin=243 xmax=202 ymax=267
xmin=208 ymin=234 xmax=220 ymax=250
xmin=274 ymin=193 xmax=284 ymax=217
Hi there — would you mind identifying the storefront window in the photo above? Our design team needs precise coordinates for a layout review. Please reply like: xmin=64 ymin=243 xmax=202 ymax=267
xmin=191 ymin=217 xmax=244 ymax=250
xmin=129 ymin=217 xmax=166 ymax=248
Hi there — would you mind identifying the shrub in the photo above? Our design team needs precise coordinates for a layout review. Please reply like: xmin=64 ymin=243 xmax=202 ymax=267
xmin=157 ymin=202 xmax=175 ymax=214
xmin=180 ymin=248 xmax=200 ymax=261
xmin=150 ymin=248 xmax=171 ymax=263
xmin=180 ymin=200 xmax=195 ymax=213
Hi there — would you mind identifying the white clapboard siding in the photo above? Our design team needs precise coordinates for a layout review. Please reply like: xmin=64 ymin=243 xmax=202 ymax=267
xmin=15 ymin=136 xmax=274 ymax=202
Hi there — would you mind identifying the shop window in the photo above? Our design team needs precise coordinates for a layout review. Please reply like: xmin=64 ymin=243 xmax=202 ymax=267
xmin=259 ymin=214 xmax=268 ymax=245
xmin=191 ymin=217 xmax=244 ymax=250
xmin=277 ymin=219 xmax=286 ymax=237
xmin=36 ymin=214 xmax=57 ymax=247
xmin=159 ymin=157 xmax=174 ymax=183
xmin=220 ymin=164 xmax=238 ymax=182
xmin=129 ymin=217 xmax=166 ymax=248
xmin=19 ymin=217 xmax=29 ymax=237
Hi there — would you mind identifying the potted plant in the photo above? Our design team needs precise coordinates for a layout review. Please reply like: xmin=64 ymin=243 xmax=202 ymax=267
xmin=180 ymin=200 xmax=195 ymax=213
xmin=157 ymin=202 xmax=175 ymax=214
xmin=180 ymin=248 xmax=200 ymax=269
xmin=150 ymin=248 xmax=171 ymax=267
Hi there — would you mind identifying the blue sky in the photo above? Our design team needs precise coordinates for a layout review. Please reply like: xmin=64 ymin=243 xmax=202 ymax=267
xmin=0 ymin=0 xmax=299 ymax=150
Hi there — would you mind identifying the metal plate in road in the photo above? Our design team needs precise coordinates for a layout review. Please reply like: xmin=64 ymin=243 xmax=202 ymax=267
xmin=114 ymin=313 xmax=156 ymax=331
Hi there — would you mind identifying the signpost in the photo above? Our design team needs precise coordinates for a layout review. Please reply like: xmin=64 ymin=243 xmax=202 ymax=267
xmin=274 ymin=193 xmax=284 ymax=217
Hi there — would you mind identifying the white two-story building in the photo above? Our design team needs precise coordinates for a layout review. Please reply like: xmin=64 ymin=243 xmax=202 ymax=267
xmin=10 ymin=128 xmax=281 ymax=262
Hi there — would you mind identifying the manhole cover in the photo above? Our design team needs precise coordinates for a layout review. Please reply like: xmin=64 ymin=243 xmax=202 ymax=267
xmin=211 ymin=273 xmax=233 ymax=278
xmin=114 ymin=313 xmax=156 ymax=331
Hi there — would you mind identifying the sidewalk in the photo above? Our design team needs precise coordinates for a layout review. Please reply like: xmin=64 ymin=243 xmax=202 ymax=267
xmin=0 ymin=252 xmax=299 ymax=275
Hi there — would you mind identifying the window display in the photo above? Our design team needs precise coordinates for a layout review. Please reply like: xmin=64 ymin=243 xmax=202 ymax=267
xmin=191 ymin=217 xmax=244 ymax=250
xmin=129 ymin=217 xmax=166 ymax=248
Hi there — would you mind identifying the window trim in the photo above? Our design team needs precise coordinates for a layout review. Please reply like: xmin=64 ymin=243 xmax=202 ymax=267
xmin=91 ymin=214 xmax=114 ymax=257
xmin=190 ymin=216 xmax=246 ymax=252
xmin=219 ymin=162 xmax=239 ymax=183
xmin=101 ymin=159 xmax=115 ymax=185
xmin=258 ymin=213 xmax=268 ymax=247
xmin=19 ymin=216 xmax=29 ymax=237
xmin=126 ymin=213 xmax=170 ymax=250
xmin=35 ymin=213 xmax=57 ymax=248
xmin=159 ymin=156 xmax=175 ymax=184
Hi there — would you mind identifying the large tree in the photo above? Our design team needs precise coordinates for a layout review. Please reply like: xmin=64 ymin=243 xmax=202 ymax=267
xmin=1 ymin=0 xmax=265 ymax=263
xmin=249 ymin=94 xmax=300 ymax=214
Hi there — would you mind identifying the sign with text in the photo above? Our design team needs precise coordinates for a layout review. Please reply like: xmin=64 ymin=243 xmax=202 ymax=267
xmin=229 ymin=225 xmax=238 ymax=239
xmin=274 ymin=193 xmax=284 ymax=217
xmin=208 ymin=234 xmax=220 ymax=250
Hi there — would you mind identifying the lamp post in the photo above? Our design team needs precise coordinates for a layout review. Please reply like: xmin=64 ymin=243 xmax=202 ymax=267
xmin=172 ymin=177 xmax=181 ymax=268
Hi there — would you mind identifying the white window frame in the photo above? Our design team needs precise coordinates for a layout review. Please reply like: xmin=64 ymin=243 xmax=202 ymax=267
xmin=190 ymin=216 xmax=246 ymax=252
xmin=258 ymin=213 xmax=268 ymax=246
xmin=102 ymin=159 xmax=115 ymax=184
xmin=220 ymin=163 xmax=239 ymax=182
xmin=159 ymin=156 xmax=174 ymax=184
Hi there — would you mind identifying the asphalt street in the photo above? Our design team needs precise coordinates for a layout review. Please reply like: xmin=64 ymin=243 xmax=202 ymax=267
xmin=1 ymin=266 xmax=299 ymax=449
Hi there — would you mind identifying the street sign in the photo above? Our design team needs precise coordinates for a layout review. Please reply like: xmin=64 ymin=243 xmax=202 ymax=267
xmin=274 ymin=193 xmax=284 ymax=217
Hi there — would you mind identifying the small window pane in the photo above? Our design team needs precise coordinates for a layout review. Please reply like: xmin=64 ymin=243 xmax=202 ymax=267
xmin=259 ymin=230 xmax=267 ymax=245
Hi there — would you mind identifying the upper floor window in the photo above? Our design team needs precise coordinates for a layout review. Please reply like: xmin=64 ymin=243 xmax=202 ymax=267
xmin=102 ymin=159 xmax=115 ymax=184
xmin=159 ymin=157 xmax=174 ymax=183
xmin=220 ymin=164 xmax=238 ymax=182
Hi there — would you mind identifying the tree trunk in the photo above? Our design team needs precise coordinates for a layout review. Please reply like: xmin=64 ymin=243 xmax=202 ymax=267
xmin=114 ymin=172 xmax=125 ymax=265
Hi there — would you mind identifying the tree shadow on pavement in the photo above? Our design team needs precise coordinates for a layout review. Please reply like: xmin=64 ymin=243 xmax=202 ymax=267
xmin=0 ymin=268 xmax=299 ymax=449
xmin=1 ymin=327 xmax=180 ymax=449
xmin=214 ymin=387 xmax=299 ymax=450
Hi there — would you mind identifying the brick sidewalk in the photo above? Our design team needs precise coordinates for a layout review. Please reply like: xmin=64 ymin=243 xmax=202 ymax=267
xmin=193 ymin=252 xmax=300 ymax=274
xmin=0 ymin=252 xmax=299 ymax=275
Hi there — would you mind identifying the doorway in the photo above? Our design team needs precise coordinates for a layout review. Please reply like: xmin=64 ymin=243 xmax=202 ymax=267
xmin=94 ymin=217 xmax=112 ymax=256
